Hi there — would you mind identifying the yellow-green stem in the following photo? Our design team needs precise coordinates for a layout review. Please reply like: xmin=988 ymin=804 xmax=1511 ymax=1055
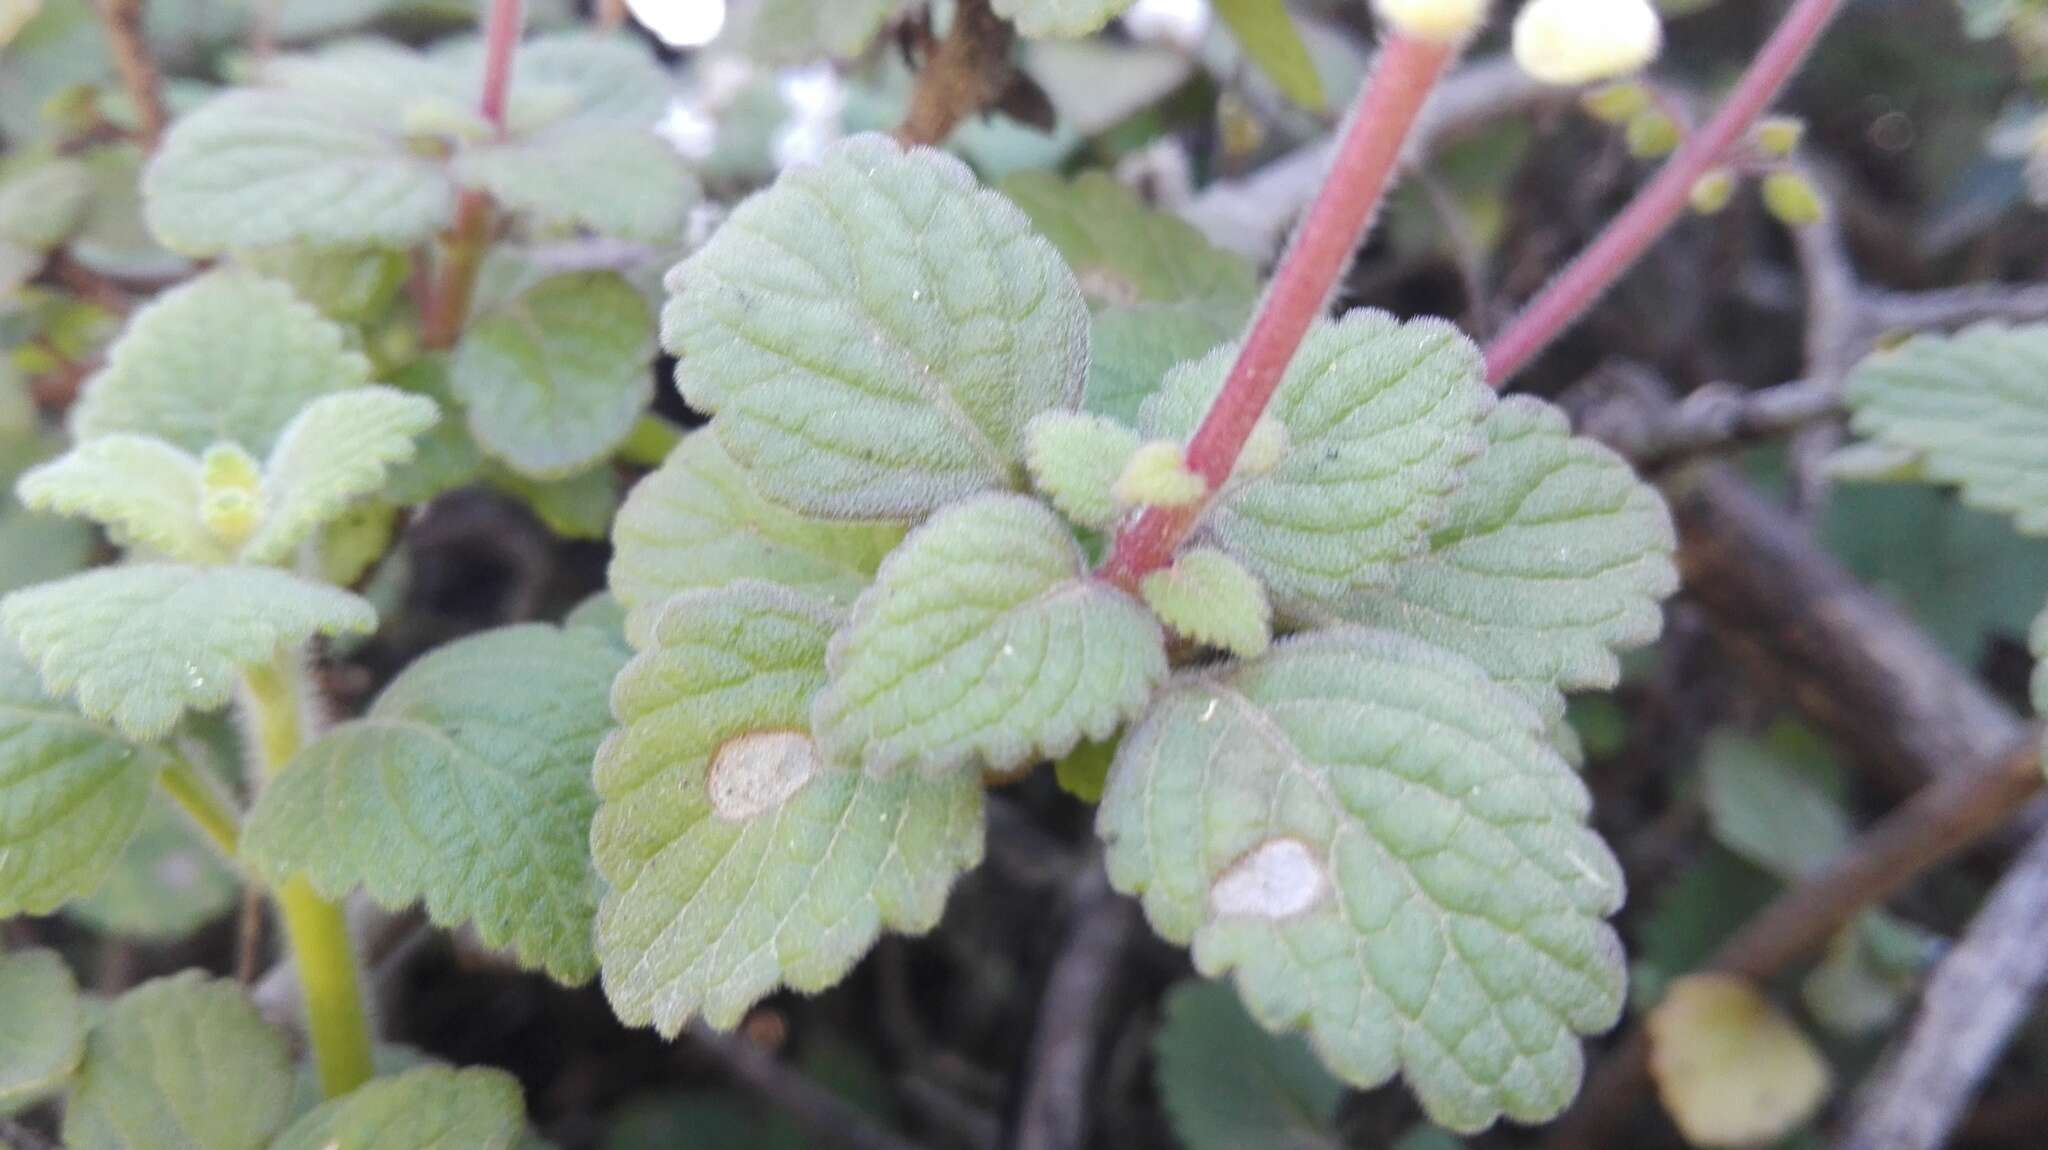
xmin=156 ymin=758 xmax=241 ymax=861
xmin=243 ymin=656 xmax=374 ymax=1099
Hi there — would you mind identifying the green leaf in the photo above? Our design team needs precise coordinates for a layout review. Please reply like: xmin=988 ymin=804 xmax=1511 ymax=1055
xmin=237 ymin=246 xmax=408 ymax=325
xmin=67 ymin=794 xmax=238 ymax=941
xmin=1139 ymin=313 xmax=1490 ymax=609
xmin=63 ymin=973 xmax=295 ymax=1150
xmin=1324 ymin=397 xmax=1676 ymax=724
xmin=244 ymin=386 xmax=440 ymax=563
xmin=1842 ymin=324 xmax=2048 ymax=534
xmin=1154 ymin=979 xmax=1344 ymax=1150
xmin=1053 ymin=737 xmax=1114 ymax=803
xmin=815 ymin=494 xmax=1168 ymax=777
xmin=0 ymin=949 xmax=85 ymax=1114
xmin=1098 ymin=629 xmax=1625 ymax=1132
xmin=609 ymin=431 xmax=905 ymax=647
xmin=453 ymin=271 xmax=655 ymax=479
xmin=730 ymin=0 xmax=912 ymax=63
xmin=993 ymin=0 xmax=1137 ymax=38
xmin=476 ymin=31 xmax=673 ymax=128
xmin=593 ymin=583 xmax=984 ymax=1034
xmin=16 ymin=435 xmax=222 ymax=562
xmin=1213 ymin=0 xmax=1327 ymax=111
xmin=1024 ymin=410 xmax=1140 ymax=529
xmin=0 ymin=155 xmax=90 ymax=249
xmin=1700 ymin=726 xmax=1850 ymax=881
xmin=71 ymin=269 xmax=374 ymax=455
xmin=272 ymin=1065 xmax=526 ymax=1150
xmin=1140 ymin=546 xmax=1272 ymax=658
xmin=664 ymin=133 xmax=1089 ymax=518
xmin=493 ymin=463 xmax=619 ymax=540
xmin=1 ymin=635 xmax=166 ymax=915
xmin=71 ymin=143 xmax=191 ymax=282
xmin=1000 ymin=171 xmax=1257 ymax=310
xmin=244 ymin=624 xmax=624 ymax=984
xmin=1 ymin=564 xmax=376 ymax=740
xmin=143 ymin=89 xmax=455 ymax=254
xmin=452 ymin=126 xmax=698 ymax=243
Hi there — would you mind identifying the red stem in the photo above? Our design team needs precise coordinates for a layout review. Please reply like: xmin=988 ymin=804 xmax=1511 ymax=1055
xmin=422 ymin=0 xmax=522 ymax=350
xmin=1482 ymin=0 xmax=1845 ymax=387
xmin=479 ymin=0 xmax=523 ymax=133
xmin=1098 ymin=34 xmax=1455 ymax=589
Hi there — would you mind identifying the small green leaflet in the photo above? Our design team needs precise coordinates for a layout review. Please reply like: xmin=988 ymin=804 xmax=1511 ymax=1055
xmin=609 ymin=431 xmax=905 ymax=647
xmin=1842 ymin=324 xmax=2048 ymax=534
xmin=1140 ymin=313 xmax=1491 ymax=609
xmin=1325 ymin=397 xmax=1676 ymax=725
xmin=814 ymin=494 xmax=1168 ymax=777
xmin=1001 ymin=172 xmax=1257 ymax=311
xmin=245 ymin=624 xmax=624 ymax=984
xmin=16 ymin=435 xmax=223 ymax=562
xmin=2 ymin=564 xmax=376 ymax=740
xmin=993 ymin=0 xmax=1137 ymax=38
xmin=1140 ymin=546 xmax=1272 ymax=659
xmin=453 ymin=126 xmax=698 ymax=244
xmin=731 ymin=0 xmax=913 ymax=63
xmin=0 ymin=949 xmax=85 ymax=1114
xmin=1 ymin=635 xmax=166 ymax=915
xmin=1098 ymin=629 xmax=1626 ymax=1132
xmin=1024 ymin=410 xmax=1140 ymax=529
xmin=1213 ymin=0 xmax=1327 ymax=111
xmin=272 ymin=1065 xmax=526 ymax=1150
xmin=1154 ymin=980 xmax=1344 ymax=1150
xmin=453 ymin=271 xmax=655 ymax=479
xmin=70 ymin=269 xmax=374 ymax=455
xmin=63 ymin=973 xmax=295 ymax=1150
xmin=594 ymin=583 xmax=984 ymax=1034
xmin=665 ymin=133 xmax=1089 ymax=518
xmin=0 ymin=154 xmax=90 ymax=250
xmin=1699 ymin=726 xmax=1850 ymax=881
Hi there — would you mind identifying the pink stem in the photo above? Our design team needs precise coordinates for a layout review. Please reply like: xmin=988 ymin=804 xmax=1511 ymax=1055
xmin=1482 ymin=0 xmax=1845 ymax=387
xmin=1098 ymin=34 xmax=1456 ymax=589
xmin=479 ymin=0 xmax=524 ymax=134
xmin=422 ymin=0 xmax=523 ymax=350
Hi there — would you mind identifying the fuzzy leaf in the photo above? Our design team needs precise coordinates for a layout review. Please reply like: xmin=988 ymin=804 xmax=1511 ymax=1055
xmin=452 ymin=127 xmax=698 ymax=243
xmin=1843 ymin=324 xmax=2048 ymax=534
xmin=1699 ymin=727 xmax=1850 ymax=881
xmin=244 ymin=624 xmax=624 ymax=984
xmin=454 ymin=271 xmax=655 ymax=479
xmin=143 ymin=89 xmax=454 ymax=254
xmin=0 ymin=949 xmax=85 ymax=1114
xmin=815 ymin=494 xmax=1168 ymax=777
xmin=1 ymin=564 xmax=376 ymax=740
xmin=0 ymin=155 xmax=90 ymax=249
xmin=243 ymin=386 xmax=441 ymax=564
xmin=272 ymin=1065 xmax=526 ymax=1150
xmin=609 ymin=432 xmax=905 ymax=647
xmin=71 ymin=270 xmax=374 ymax=455
xmin=1024 ymin=410 xmax=1140 ymax=529
xmin=15 ymin=435 xmax=222 ymax=562
xmin=0 ymin=636 xmax=165 ymax=915
xmin=593 ymin=583 xmax=984 ymax=1034
xmin=1155 ymin=979 xmax=1344 ymax=1150
xmin=1098 ymin=629 xmax=1626 ymax=1132
xmin=1214 ymin=0 xmax=1327 ymax=110
xmin=1086 ymin=299 xmax=1242 ymax=428
xmin=1325 ymin=397 xmax=1675 ymax=724
xmin=664 ymin=133 xmax=1089 ymax=518
xmin=1140 ymin=546 xmax=1271 ymax=658
xmin=237 ymin=246 xmax=408 ymax=324
xmin=1646 ymin=974 xmax=1830 ymax=1149
xmin=1001 ymin=171 xmax=1257 ymax=310
xmin=1140 ymin=313 xmax=1491 ymax=609
xmin=732 ymin=0 xmax=913 ymax=62
xmin=63 ymin=973 xmax=295 ymax=1150
xmin=68 ymin=795 xmax=239 ymax=941
xmin=0 ymin=436 xmax=93 ymax=599
xmin=993 ymin=0 xmax=1137 ymax=37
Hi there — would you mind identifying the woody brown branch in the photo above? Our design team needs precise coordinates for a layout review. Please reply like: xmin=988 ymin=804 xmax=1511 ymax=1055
xmin=92 ymin=0 xmax=167 ymax=148
xmin=897 ymin=0 xmax=1017 ymax=149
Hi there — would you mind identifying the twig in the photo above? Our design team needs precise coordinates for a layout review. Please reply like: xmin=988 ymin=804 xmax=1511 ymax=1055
xmin=1542 ymin=734 xmax=2044 ymax=1148
xmin=1589 ymin=376 xmax=1839 ymax=469
xmin=897 ymin=0 xmax=1016 ymax=148
xmin=1009 ymin=865 xmax=1141 ymax=1150
xmin=690 ymin=1025 xmax=930 ymax=1150
xmin=1099 ymin=31 xmax=1458 ymax=589
xmin=1862 ymin=280 xmax=2048 ymax=334
xmin=1785 ymin=167 xmax=1857 ymax=517
xmin=1838 ymin=824 xmax=2048 ymax=1150
xmin=1483 ymin=0 xmax=1848 ymax=385
xmin=92 ymin=0 xmax=166 ymax=147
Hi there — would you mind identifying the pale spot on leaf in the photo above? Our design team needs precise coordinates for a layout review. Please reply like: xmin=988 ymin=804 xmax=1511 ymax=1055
xmin=1209 ymin=837 xmax=1326 ymax=919
xmin=708 ymin=731 xmax=820 ymax=821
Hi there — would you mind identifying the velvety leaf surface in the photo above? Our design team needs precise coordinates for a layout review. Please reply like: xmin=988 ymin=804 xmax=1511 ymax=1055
xmin=63 ymin=973 xmax=295 ymax=1150
xmin=0 ymin=635 xmax=165 ymax=915
xmin=609 ymin=432 xmax=905 ymax=647
xmin=0 ymin=948 xmax=85 ymax=1114
xmin=1001 ymin=171 xmax=1256 ymax=310
xmin=664 ymin=133 xmax=1089 ymax=517
xmin=244 ymin=624 xmax=625 ymax=984
xmin=67 ymin=794 xmax=238 ymax=941
xmin=1140 ymin=546 xmax=1272 ymax=658
xmin=15 ymin=434 xmax=221 ymax=562
xmin=814 ymin=494 xmax=1168 ymax=777
xmin=1024 ymin=410 xmax=1139 ymax=529
xmin=1140 ymin=313 xmax=1491 ymax=609
xmin=1 ymin=564 xmax=376 ymax=740
xmin=1098 ymin=629 xmax=1626 ymax=1132
xmin=452 ymin=127 xmax=698 ymax=244
xmin=593 ymin=583 xmax=984 ymax=1035
xmin=271 ymin=1065 xmax=526 ymax=1150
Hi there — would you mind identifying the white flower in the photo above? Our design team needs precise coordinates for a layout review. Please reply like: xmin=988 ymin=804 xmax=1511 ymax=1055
xmin=1373 ymin=0 xmax=1489 ymax=43
xmin=1513 ymin=0 xmax=1663 ymax=86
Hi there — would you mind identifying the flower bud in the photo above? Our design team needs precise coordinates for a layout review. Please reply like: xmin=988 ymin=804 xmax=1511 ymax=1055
xmin=1113 ymin=442 xmax=1207 ymax=510
xmin=1513 ymin=0 xmax=1664 ymax=86
xmin=1374 ymin=0 xmax=1490 ymax=43
xmin=1689 ymin=169 xmax=1737 ymax=215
